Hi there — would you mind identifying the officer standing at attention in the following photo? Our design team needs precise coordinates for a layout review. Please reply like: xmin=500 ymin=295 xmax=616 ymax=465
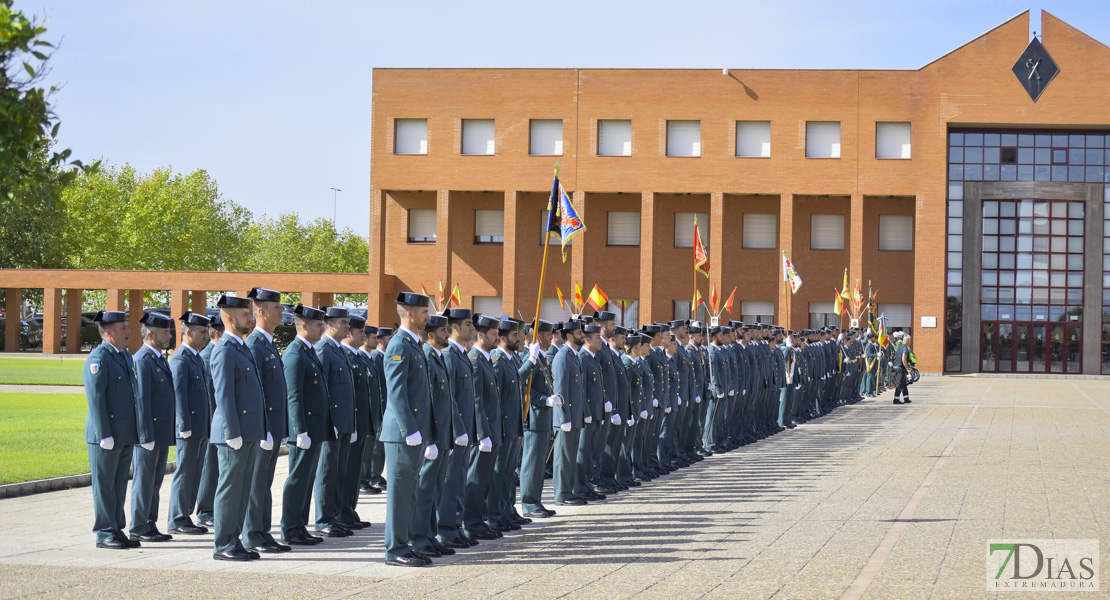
xmin=438 ymin=309 xmax=477 ymax=548
xmin=551 ymin=320 xmax=585 ymax=505
xmin=244 ymin=288 xmax=291 ymax=554
xmin=381 ymin=291 xmax=435 ymax=567
xmin=464 ymin=314 xmax=502 ymax=538
xmin=279 ymin=304 xmax=328 ymax=547
xmin=210 ymin=294 xmax=271 ymax=561
xmin=314 ymin=306 xmax=357 ymax=538
xmin=85 ymin=311 xmax=140 ymax=549
xmin=196 ymin=314 xmax=223 ymax=529
xmin=129 ymin=311 xmax=176 ymax=543
xmin=592 ymin=312 xmax=621 ymax=495
xmin=574 ymin=322 xmax=606 ymax=501
xmin=339 ymin=315 xmax=374 ymax=531
xmin=167 ymin=311 xmax=212 ymax=536
xmin=364 ymin=328 xmax=393 ymax=494
xmin=358 ymin=326 xmax=384 ymax=495
xmin=520 ymin=319 xmax=561 ymax=518
xmin=490 ymin=317 xmax=541 ymax=530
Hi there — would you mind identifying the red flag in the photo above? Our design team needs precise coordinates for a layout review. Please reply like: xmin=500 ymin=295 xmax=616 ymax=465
xmin=586 ymin=285 xmax=609 ymax=312
xmin=437 ymin=280 xmax=445 ymax=307
xmin=449 ymin=283 xmax=461 ymax=308
xmin=573 ymin=282 xmax=584 ymax=312
xmin=556 ymin=285 xmax=567 ymax=311
xmin=833 ymin=289 xmax=846 ymax=315
xmin=723 ymin=287 xmax=737 ymax=315
xmin=693 ymin=217 xmax=709 ymax=278
xmin=710 ymin=283 xmax=718 ymax=313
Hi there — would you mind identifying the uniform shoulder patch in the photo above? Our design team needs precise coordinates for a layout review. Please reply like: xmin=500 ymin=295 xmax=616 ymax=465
xmin=89 ymin=363 xmax=99 ymax=374
xmin=392 ymin=355 xmax=403 ymax=361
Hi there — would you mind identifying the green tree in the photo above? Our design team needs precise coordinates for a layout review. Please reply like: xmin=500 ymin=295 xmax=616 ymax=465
xmin=1 ymin=0 xmax=95 ymax=206
xmin=0 ymin=139 xmax=69 ymax=269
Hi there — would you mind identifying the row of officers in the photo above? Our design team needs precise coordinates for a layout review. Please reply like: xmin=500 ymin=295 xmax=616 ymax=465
xmin=83 ymin=288 xmax=913 ymax=566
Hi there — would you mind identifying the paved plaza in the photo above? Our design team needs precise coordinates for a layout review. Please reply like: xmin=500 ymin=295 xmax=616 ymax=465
xmin=0 ymin=375 xmax=1107 ymax=599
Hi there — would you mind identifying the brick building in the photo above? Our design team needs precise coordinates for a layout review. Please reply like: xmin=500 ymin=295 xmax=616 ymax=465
xmin=366 ymin=10 xmax=1110 ymax=375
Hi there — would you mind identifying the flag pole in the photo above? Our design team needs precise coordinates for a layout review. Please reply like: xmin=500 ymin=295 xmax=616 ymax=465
xmin=525 ymin=167 xmax=559 ymax=426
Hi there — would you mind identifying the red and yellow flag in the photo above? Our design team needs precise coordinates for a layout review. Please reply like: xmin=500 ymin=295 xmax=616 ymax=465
xmin=840 ymin=268 xmax=851 ymax=301
xmin=573 ymin=282 xmax=584 ymax=312
xmin=693 ymin=216 xmax=709 ymax=278
xmin=586 ymin=285 xmax=609 ymax=312
xmin=693 ymin=289 xmax=704 ymax=308
xmin=449 ymin=283 xmax=461 ymax=308
xmin=556 ymin=285 xmax=567 ymax=311
xmin=723 ymin=287 xmax=737 ymax=315
xmin=437 ymin=280 xmax=445 ymax=308
xmin=710 ymin=283 xmax=718 ymax=313
xmin=833 ymin=289 xmax=846 ymax=315
xmin=852 ymin=280 xmax=864 ymax=311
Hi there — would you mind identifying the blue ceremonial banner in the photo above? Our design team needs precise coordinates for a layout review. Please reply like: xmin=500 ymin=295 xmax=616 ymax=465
xmin=545 ymin=164 xmax=585 ymax=263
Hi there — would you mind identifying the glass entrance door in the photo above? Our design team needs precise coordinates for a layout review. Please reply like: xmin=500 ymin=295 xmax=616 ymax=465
xmin=981 ymin=321 xmax=1081 ymax=373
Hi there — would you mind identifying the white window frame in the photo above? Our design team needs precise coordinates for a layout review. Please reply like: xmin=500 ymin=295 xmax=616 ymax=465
xmin=474 ymin=209 xmax=505 ymax=244
xmin=529 ymin=119 xmax=564 ymax=156
xmin=407 ymin=208 xmax=436 ymax=244
xmin=607 ymin=211 xmax=641 ymax=246
xmin=674 ymin=212 xmax=709 ymax=248
xmin=461 ymin=119 xmax=495 ymax=155
xmin=735 ymin=121 xmax=771 ymax=158
xmin=394 ymin=119 xmax=428 ymax=155
xmin=875 ymin=122 xmax=912 ymax=160
xmin=472 ymin=296 xmax=503 ymax=317
xmin=806 ymin=121 xmax=841 ymax=159
xmin=598 ymin=120 xmax=632 ymax=156
xmin=666 ymin=120 xmax=701 ymax=157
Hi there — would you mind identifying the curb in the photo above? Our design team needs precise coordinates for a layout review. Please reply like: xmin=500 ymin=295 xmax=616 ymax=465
xmin=0 ymin=445 xmax=289 ymax=499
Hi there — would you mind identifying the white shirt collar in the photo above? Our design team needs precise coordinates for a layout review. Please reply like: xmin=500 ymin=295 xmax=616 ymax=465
xmin=323 ymin=333 xmax=341 ymax=348
xmin=583 ymin=348 xmax=596 ymax=358
xmin=448 ymin=339 xmax=467 ymax=353
xmin=473 ymin=345 xmax=491 ymax=361
xmin=180 ymin=344 xmax=200 ymax=356
xmin=399 ymin=326 xmax=421 ymax=345
xmin=223 ymin=331 xmax=245 ymax=345
xmin=296 ymin=335 xmax=313 ymax=348
xmin=143 ymin=343 xmax=162 ymax=357
xmin=359 ymin=347 xmax=374 ymax=359
xmin=253 ymin=326 xmax=274 ymax=344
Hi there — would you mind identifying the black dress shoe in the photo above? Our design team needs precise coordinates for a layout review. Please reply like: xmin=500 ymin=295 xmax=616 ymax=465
xmin=251 ymin=542 xmax=284 ymax=553
xmin=893 ymin=399 xmax=903 ymax=404
xmin=441 ymin=538 xmax=470 ymax=549
xmin=360 ymin=485 xmax=381 ymax=495
xmin=904 ymin=398 xmax=912 ymax=403
xmin=463 ymin=536 xmax=479 ymax=547
xmin=506 ymin=521 xmax=522 ymax=531
xmin=524 ymin=510 xmax=552 ymax=519
xmin=96 ymin=539 xmax=128 ymax=550
xmin=247 ymin=550 xmax=261 ymax=559
xmin=488 ymin=522 xmax=511 ymax=532
xmin=317 ymin=526 xmax=351 ymax=537
xmin=413 ymin=546 xmax=441 ymax=558
xmin=285 ymin=534 xmax=320 ymax=546
xmin=430 ymin=541 xmax=455 ymax=556
xmin=511 ymin=515 xmax=533 ymax=524
xmin=213 ymin=549 xmax=252 ymax=561
xmin=276 ymin=542 xmax=292 ymax=552
xmin=595 ymin=486 xmax=617 ymax=494
xmin=385 ymin=553 xmax=429 ymax=567
xmin=338 ymin=521 xmax=365 ymax=530
xmin=168 ymin=525 xmax=208 ymax=535
xmin=116 ymin=536 xmax=141 ymax=548
xmin=557 ymin=497 xmax=587 ymax=506
xmin=470 ymin=530 xmax=499 ymax=541
xmin=130 ymin=532 xmax=172 ymax=542
xmin=199 ymin=519 xmax=215 ymax=528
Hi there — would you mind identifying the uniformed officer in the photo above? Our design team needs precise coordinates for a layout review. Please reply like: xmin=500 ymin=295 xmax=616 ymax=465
xmin=210 ymin=294 xmax=271 ymax=561
xmin=85 ymin=311 xmax=141 ymax=549
xmin=167 ymin=311 xmax=212 ymax=535
xmin=195 ymin=314 xmax=223 ymax=529
xmin=279 ymin=304 xmax=328 ymax=546
xmin=244 ymin=287 xmax=291 ymax=553
xmin=551 ymin=320 xmax=585 ymax=505
xmin=601 ymin=325 xmax=633 ymax=491
xmin=592 ymin=312 xmax=622 ymax=495
xmin=705 ymin=326 xmax=730 ymax=453
xmin=617 ymin=332 xmax=645 ymax=487
xmin=358 ymin=325 xmax=385 ymax=495
xmin=631 ymin=332 xmax=657 ymax=480
xmin=339 ymin=315 xmax=374 ymax=531
xmin=464 ymin=314 xmax=502 ymax=538
xmin=129 ymin=311 xmax=176 ymax=543
xmin=489 ymin=317 xmax=540 ymax=530
xmin=314 ymin=306 xmax=357 ymax=537
xmin=363 ymin=328 xmax=393 ymax=494
xmin=520 ymin=319 xmax=561 ymax=518
xmin=439 ymin=309 xmax=476 ymax=548
xmin=575 ymin=322 xmax=606 ymax=501
xmin=381 ymin=291 xmax=435 ymax=567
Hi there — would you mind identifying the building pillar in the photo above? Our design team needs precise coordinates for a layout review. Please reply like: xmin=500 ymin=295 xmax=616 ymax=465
xmin=127 ymin=290 xmax=144 ymax=353
xmin=65 ymin=289 xmax=83 ymax=354
xmin=709 ymin=192 xmax=725 ymax=321
xmin=961 ymin=183 xmax=983 ymax=373
xmin=502 ymin=190 xmax=521 ymax=317
xmin=368 ymin=187 xmax=387 ymax=325
xmin=778 ymin=194 xmax=795 ymax=330
xmin=849 ymin=193 xmax=865 ymax=297
xmin=4 ymin=288 xmax=22 ymax=352
xmin=106 ymin=289 xmax=126 ymax=312
xmin=302 ymin=292 xmax=333 ymax=308
xmin=1082 ymin=184 xmax=1104 ymax=374
xmin=639 ymin=191 xmax=656 ymax=323
xmin=43 ymin=287 xmax=63 ymax=355
xmin=171 ymin=289 xmax=189 ymax=346
xmin=436 ymin=190 xmax=453 ymax=300
xmin=190 ymin=290 xmax=207 ymax=314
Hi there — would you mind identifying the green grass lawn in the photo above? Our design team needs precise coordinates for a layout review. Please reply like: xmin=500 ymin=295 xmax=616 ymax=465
xmin=0 ymin=392 xmax=174 ymax=484
xmin=0 ymin=357 xmax=86 ymax=386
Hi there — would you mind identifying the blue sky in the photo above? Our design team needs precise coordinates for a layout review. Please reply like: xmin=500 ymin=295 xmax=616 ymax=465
xmin=19 ymin=1 xmax=1110 ymax=236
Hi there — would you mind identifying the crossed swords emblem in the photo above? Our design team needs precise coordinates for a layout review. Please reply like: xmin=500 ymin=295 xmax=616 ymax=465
xmin=1026 ymin=56 xmax=1042 ymax=81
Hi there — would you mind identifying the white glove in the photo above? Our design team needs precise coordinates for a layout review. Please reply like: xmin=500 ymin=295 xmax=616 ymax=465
xmin=604 ymin=401 xmax=613 ymax=412
xmin=729 ymin=390 xmax=736 ymax=397
xmin=333 ymin=426 xmax=339 ymax=438
xmin=405 ymin=431 xmax=423 ymax=446
xmin=610 ymin=414 xmax=621 ymax=426
xmin=448 ymin=448 xmax=454 ymax=456
xmin=479 ymin=437 xmax=493 ymax=452
xmin=296 ymin=432 xmax=312 ymax=449
xmin=640 ymin=410 xmax=649 ymax=419
xmin=560 ymin=422 xmax=572 ymax=432
xmin=528 ymin=343 xmax=542 ymax=361
xmin=227 ymin=436 xmax=243 ymax=450
xmin=454 ymin=433 xmax=469 ymax=447
xmin=424 ymin=444 xmax=439 ymax=460
xmin=546 ymin=394 xmax=563 ymax=408
xmin=677 ymin=397 xmax=683 ymax=406
xmin=260 ymin=432 xmax=273 ymax=451
xmin=888 ymin=362 xmax=894 ymax=367
xmin=695 ymin=396 xmax=702 ymax=404
xmin=350 ymin=432 xmax=357 ymax=443
xmin=281 ymin=437 xmax=288 ymax=445
xmin=743 ymin=389 xmax=747 ymax=395
xmin=627 ymin=417 xmax=635 ymax=427
xmin=664 ymin=406 xmax=672 ymax=414
xmin=140 ymin=442 xmax=155 ymax=451
xmin=707 ymin=383 xmax=715 ymax=390
xmin=652 ymin=398 xmax=660 ymax=408
xmin=584 ymin=416 xmax=593 ymax=424
xmin=178 ymin=430 xmax=192 ymax=439
xmin=99 ymin=437 xmax=114 ymax=451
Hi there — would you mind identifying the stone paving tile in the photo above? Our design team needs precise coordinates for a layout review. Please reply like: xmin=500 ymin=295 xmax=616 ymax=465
xmin=1 ymin=376 xmax=1108 ymax=599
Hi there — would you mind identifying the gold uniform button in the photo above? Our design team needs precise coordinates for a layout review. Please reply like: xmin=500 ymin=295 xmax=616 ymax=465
xmin=110 ymin=414 xmax=114 ymax=418
xmin=191 ymin=410 xmax=195 ymax=414
xmin=308 ymin=411 xmax=312 ymax=415
xmin=153 ymin=418 xmax=158 ymax=421
xmin=242 ymin=410 xmax=247 ymax=414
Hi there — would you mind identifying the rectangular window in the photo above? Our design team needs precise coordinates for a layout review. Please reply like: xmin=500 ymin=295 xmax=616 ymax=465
xmin=674 ymin=212 xmax=709 ymax=248
xmin=666 ymin=120 xmax=701 ymax=157
xmin=607 ymin=211 xmax=640 ymax=246
xmin=879 ymin=303 xmax=912 ymax=328
xmin=810 ymin=214 xmax=845 ymax=250
xmin=541 ymin=210 xmax=572 ymax=246
xmin=539 ymin=297 xmax=571 ymax=323
xmin=461 ymin=119 xmax=495 ymax=155
xmin=876 ymin=122 xmax=912 ymax=159
xmin=806 ymin=121 xmax=841 ymax=158
xmin=394 ymin=119 xmax=428 ymax=155
xmin=674 ymin=300 xmax=710 ymax=322
xmin=407 ymin=208 xmax=436 ymax=243
xmin=878 ymin=215 xmax=914 ymax=251
xmin=598 ymin=120 xmax=632 ymax=156
xmin=808 ymin=302 xmax=839 ymax=329
xmin=474 ymin=209 xmax=504 ymax=244
xmin=472 ymin=296 xmax=502 ymax=317
xmin=609 ymin=299 xmax=639 ymax=327
xmin=741 ymin=301 xmax=775 ymax=324
xmin=736 ymin=121 xmax=771 ymax=157
xmin=742 ymin=213 xmax=776 ymax=249
xmin=529 ymin=119 xmax=563 ymax=156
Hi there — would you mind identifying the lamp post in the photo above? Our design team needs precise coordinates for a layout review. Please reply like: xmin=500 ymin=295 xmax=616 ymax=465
xmin=329 ymin=187 xmax=342 ymax=225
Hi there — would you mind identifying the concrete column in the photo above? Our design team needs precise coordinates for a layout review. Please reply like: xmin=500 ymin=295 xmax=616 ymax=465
xmin=65 ymin=289 xmax=83 ymax=354
xmin=368 ymin=187 xmax=387 ymax=325
xmin=961 ymin=183 xmax=983 ymax=374
xmin=4 ymin=288 xmax=21 ymax=352
xmin=436 ymin=190 xmax=452 ymax=294
xmin=778 ymin=194 xmax=795 ymax=330
xmin=127 ymin=290 xmax=144 ymax=354
xmin=639 ymin=191 xmax=656 ymax=323
xmin=171 ymin=289 xmax=189 ymax=346
xmin=502 ymin=190 xmax=521 ymax=317
xmin=106 ymin=289 xmax=126 ymax=312
xmin=709 ymin=192 xmax=725 ymax=317
xmin=1082 ymin=184 xmax=1104 ymax=374
xmin=43 ymin=288 xmax=63 ymax=354
xmin=190 ymin=290 xmax=207 ymax=314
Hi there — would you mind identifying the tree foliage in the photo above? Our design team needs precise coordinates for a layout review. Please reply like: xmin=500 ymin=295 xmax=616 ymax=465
xmin=241 ymin=213 xmax=369 ymax=274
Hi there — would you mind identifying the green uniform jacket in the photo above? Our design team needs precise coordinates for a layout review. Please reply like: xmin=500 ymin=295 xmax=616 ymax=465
xmin=381 ymin=329 xmax=433 ymax=442
xmin=84 ymin=341 xmax=140 ymax=445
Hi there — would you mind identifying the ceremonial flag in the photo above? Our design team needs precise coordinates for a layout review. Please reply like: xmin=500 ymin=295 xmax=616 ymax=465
xmin=438 ymin=280 xmax=445 ymax=308
xmin=840 ymin=268 xmax=851 ymax=301
xmin=449 ymin=283 xmax=461 ymax=307
xmin=852 ymin=280 xmax=864 ymax=312
xmin=546 ymin=165 xmax=585 ymax=263
xmin=586 ymin=285 xmax=609 ymax=312
xmin=693 ymin=289 xmax=704 ymax=307
xmin=693 ymin=216 xmax=709 ymax=278
xmin=833 ymin=289 xmax=846 ymax=315
xmin=421 ymin=282 xmax=429 ymax=298
xmin=723 ymin=287 xmax=737 ymax=315
xmin=877 ymin=316 xmax=888 ymax=347
xmin=573 ymin=282 xmax=584 ymax=312
xmin=710 ymin=283 xmax=718 ymax=312
xmin=782 ymin=253 xmax=802 ymax=294
xmin=556 ymin=285 xmax=567 ymax=311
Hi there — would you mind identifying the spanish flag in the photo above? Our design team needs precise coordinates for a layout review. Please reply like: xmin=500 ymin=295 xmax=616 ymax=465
xmin=586 ymin=285 xmax=609 ymax=312
xmin=723 ymin=287 xmax=737 ymax=315
xmin=833 ymin=289 xmax=846 ymax=315
xmin=449 ymin=283 xmax=461 ymax=308
xmin=556 ymin=285 xmax=567 ymax=311
xmin=573 ymin=282 xmax=584 ymax=312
